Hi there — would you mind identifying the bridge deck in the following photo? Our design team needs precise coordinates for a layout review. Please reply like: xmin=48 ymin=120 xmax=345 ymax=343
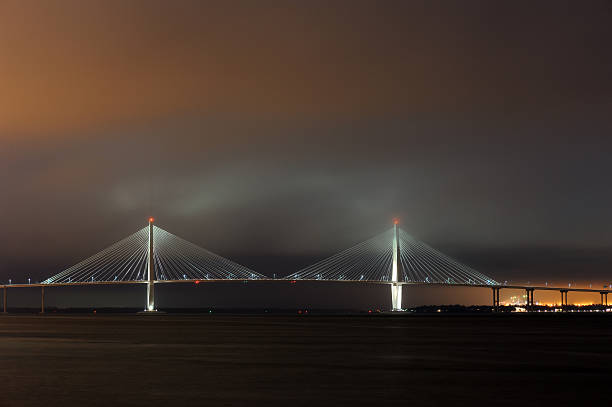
xmin=1 ymin=279 xmax=609 ymax=293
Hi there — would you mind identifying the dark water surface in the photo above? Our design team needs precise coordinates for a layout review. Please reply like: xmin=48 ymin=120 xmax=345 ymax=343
xmin=1 ymin=314 xmax=611 ymax=406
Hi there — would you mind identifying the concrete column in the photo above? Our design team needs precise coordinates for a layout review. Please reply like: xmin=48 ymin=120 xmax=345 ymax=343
xmin=491 ymin=287 xmax=501 ymax=312
xmin=40 ymin=287 xmax=45 ymax=314
xmin=2 ymin=286 xmax=6 ymax=313
xmin=496 ymin=288 xmax=500 ymax=310
xmin=525 ymin=289 xmax=531 ymax=311
xmin=527 ymin=290 xmax=533 ymax=311
xmin=492 ymin=287 xmax=496 ymax=309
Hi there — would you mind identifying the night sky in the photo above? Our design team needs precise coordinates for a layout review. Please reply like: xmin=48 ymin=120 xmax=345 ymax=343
xmin=2 ymin=1 xmax=612 ymax=307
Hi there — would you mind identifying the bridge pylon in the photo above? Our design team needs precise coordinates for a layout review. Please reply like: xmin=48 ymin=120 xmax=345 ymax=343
xmin=145 ymin=217 xmax=156 ymax=312
xmin=391 ymin=219 xmax=403 ymax=311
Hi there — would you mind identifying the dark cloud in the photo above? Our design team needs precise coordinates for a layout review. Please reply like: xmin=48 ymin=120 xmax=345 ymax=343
xmin=1 ymin=1 xmax=612 ymax=298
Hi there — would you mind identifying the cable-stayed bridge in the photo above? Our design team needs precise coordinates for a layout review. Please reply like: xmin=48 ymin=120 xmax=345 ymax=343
xmin=1 ymin=219 xmax=610 ymax=313
xmin=285 ymin=220 xmax=497 ymax=310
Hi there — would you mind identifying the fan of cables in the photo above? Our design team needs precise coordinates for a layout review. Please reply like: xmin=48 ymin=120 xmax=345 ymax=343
xmin=285 ymin=227 xmax=498 ymax=286
xmin=42 ymin=225 xmax=263 ymax=284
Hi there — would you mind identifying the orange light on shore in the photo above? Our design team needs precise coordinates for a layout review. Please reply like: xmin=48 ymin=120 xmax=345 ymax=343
xmin=149 ymin=217 xmax=155 ymax=223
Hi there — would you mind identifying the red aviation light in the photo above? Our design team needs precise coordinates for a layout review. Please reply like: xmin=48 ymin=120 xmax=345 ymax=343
xmin=393 ymin=218 xmax=400 ymax=225
xmin=149 ymin=217 xmax=155 ymax=223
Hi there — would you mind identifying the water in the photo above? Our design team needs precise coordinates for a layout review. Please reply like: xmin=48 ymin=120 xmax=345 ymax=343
xmin=0 ymin=314 xmax=610 ymax=406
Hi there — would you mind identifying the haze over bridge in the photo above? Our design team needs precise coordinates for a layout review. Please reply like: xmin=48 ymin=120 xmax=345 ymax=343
xmin=1 ymin=219 xmax=610 ymax=313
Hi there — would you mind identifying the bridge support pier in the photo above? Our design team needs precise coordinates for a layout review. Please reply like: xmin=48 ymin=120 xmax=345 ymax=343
xmin=525 ymin=288 xmax=535 ymax=311
xmin=40 ymin=287 xmax=45 ymax=314
xmin=492 ymin=287 xmax=496 ymax=310
xmin=2 ymin=286 xmax=6 ymax=314
xmin=560 ymin=290 xmax=568 ymax=310
xmin=600 ymin=292 xmax=608 ymax=310
xmin=391 ymin=284 xmax=402 ymax=311
xmin=492 ymin=287 xmax=500 ymax=312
